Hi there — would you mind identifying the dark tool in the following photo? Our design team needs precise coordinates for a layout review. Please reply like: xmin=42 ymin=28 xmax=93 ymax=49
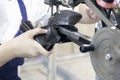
xmin=57 ymin=25 xmax=91 ymax=46
xmin=80 ymin=44 xmax=95 ymax=53
xmin=20 ymin=10 xmax=82 ymax=51
xmin=20 ymin=21 xmax=60 ymax=51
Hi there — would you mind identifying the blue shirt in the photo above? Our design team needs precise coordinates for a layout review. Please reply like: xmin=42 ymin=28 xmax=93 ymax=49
xmin=0 ymin=58 xmax=24 ymax=80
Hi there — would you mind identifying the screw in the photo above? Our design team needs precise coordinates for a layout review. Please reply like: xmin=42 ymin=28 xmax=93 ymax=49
xmin=105 ymin=53 xmax=112 ymax=61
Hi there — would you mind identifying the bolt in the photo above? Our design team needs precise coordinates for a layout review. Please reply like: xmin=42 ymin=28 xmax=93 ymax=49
xmin=105 ymin=53 xmax=112 ymax=61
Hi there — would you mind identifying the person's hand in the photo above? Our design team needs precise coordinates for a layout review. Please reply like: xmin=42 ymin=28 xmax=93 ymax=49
xmin=86 ymin=9 xmax=99 ymax=20
xmin=75 ymin=4 xmax=100 ymax=24
xmin=2 ymin=28 xmax=51 ymax=58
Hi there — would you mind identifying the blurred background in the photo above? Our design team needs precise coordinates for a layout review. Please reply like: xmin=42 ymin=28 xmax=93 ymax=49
xmin=18 ymin=23 xmax=96 ymax=80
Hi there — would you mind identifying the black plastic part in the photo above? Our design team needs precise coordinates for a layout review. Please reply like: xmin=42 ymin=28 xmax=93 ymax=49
xmin=80 ymin=44 xmax=95 ymax=53
xmin=57 ymin=25 xmax=78 ymax=43
xmin=57 ymin=26 xmax=91 ymax=45
xmin=34 ymin=25 xmax=60 ymax=51
xmin=20 ymin=21 xmax=34 ymax=32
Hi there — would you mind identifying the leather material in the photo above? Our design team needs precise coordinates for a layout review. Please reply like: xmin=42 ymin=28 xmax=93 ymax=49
xmin=49 ymin=10 xmax=82 ymax=25
xmin=47 ymin=10 xmax=82 ymax=43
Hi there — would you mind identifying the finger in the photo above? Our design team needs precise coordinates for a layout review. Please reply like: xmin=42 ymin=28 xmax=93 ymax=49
xmin=34 ymin=41 xmax=51 ymax=56
xmin=46 ymin=49 xmax=53 ymax=56
xmin=28 ymin=28 xmax=48 ymax=37
xmin=38 ymin=46 xmax=51 ymax=56
xmin=87 ymin=9 xmax=98 ymax=19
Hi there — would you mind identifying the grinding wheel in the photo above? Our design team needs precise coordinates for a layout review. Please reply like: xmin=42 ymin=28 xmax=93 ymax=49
xmin=90 ymin=27 xmax=120 ymax=80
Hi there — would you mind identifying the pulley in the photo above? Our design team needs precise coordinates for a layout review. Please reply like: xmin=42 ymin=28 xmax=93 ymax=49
xmin=90 ymin=27 xmax=120 ymax=80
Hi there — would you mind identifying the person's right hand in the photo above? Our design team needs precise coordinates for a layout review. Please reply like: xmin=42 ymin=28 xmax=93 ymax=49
xmin=2 ymin=28 xmax=51 ymax=58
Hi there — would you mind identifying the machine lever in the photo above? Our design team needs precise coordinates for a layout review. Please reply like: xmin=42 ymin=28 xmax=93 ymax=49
xmin=80 ymin=44 xmax=95 ymax=53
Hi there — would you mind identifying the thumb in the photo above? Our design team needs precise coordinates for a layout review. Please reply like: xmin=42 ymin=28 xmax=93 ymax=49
xmin=28 ymin=28 xmax=48 ymax=38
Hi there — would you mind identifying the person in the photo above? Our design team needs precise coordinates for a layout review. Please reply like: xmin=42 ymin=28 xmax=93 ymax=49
xmin=0 ymin=0 xmax=100 ymax=80
xmin=95 ymin=0 xmax=120 ymax=31
xmin=0 ymin=0 xmax=52 ymax=80
xmin=0 ymin=28 xmax=50 ymax=67
xmin=74 ymin=4 xmax=99 ymax=24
